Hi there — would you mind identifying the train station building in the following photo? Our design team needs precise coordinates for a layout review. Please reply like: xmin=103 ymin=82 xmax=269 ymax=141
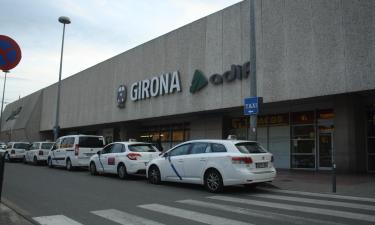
xmin=1 ymin=0 xmax=374 ymax=173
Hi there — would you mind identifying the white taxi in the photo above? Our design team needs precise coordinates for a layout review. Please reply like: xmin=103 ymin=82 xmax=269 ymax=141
xmin=4 ymin=142 xmax=30 ymax=162
xmin=25 ymin=142 xmax=54 ymax=165
xmin=89 ymin=141 xmax=160 ymax=179
xmin=146 ymin=139 xmax=276 ymax=192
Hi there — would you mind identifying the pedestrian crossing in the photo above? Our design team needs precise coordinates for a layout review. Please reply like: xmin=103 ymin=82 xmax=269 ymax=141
xmin=32 ymin=189 xmax=375 ymax=225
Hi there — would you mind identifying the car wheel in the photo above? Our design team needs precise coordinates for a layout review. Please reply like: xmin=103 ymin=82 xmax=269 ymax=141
xmin=33 ymin=156 xmax=38 ymax=165
xmin=23 ymin=156 xmax=27 ymax=164
xmin=5 ymin=153 xmax=11 ymax=162
xmin=117 ymin=164 xmax=128 ymax=179
xmin=47 ymin=157 xmax=54 ymax=168
xmin=204 ymin=169 xmax=223 ymax=193
xmin=66 ymin=158 xmax=74 ymax=171
xmin=90 ymin=162 xmax=98 ymax=176
xmin=148 ymin=166 xmax=161 ymax=185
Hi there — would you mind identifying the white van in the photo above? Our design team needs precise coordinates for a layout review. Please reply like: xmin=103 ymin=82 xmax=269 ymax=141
xmin=5 ymin=142 xmax=30 ymax=162
xmin=47 ymin=135 xmax=105 ymax=170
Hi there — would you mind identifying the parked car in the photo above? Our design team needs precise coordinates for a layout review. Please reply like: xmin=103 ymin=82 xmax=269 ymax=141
xmin=146 ymin=139 xmax=276 ymax=193
xmin=89 ymin=141 xmax=160 ymax=179
xmin=0 ymin=142 xmax=7 ymax=149
xmin=25 ymin=141 xmax=54 ymax=165
xmin=4 ymin=142 xmax=30 ymax=162
xmin=47 ymin=135 xmax=105 ymax=170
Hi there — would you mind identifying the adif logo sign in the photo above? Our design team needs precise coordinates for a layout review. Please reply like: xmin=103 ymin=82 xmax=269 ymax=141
xmin=190 ymin=61 xmax=250 ymax=94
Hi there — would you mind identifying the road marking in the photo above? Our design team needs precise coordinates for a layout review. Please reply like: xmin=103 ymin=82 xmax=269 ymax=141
xmin=91 ymin=209 xmax=165 ymax=225
xmin=252 ymin=194 xmax=375 ymax=211
xmin=208 ymin=196 xmax=375 ymax=223
xmin=33 ymin=215 xmax=83 ymax=225
xmin=138 ymin=203 xmax=253 ymax=225
xmin=177 ymin=199 xmax=346 ymax=225
xmin=259 ymin=188 xmax=375 ymax=203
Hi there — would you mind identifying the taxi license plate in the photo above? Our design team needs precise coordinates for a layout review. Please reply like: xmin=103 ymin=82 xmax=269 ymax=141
xmin=256 ymin=162 xmax=268 ymax=168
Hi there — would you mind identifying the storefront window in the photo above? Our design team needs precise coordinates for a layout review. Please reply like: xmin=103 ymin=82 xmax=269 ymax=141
xmin=139 ymin=123 xmax=190 ymax=151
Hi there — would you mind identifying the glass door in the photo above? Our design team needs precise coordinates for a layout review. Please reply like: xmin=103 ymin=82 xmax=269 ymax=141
xmin=318 ymin=132 xmax=333 ymax=169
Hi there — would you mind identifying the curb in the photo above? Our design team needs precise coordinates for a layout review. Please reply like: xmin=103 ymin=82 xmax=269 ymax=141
xmin=1 ymin=198 xmax=40 ymax=225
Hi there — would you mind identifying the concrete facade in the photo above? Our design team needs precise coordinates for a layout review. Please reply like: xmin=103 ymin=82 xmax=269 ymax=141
xmin=1 ymin=0 xmax=375 ymax=172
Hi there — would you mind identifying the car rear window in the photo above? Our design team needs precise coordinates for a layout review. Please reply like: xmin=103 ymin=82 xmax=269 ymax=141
xmin=235 ymin=142 xmax=267 ymax=154
xmin=78 ymin=137 xmax=104 ymax=148
xmin=41 ymin=143 xmax=54 ymax=150
xmin=128 ymin=144 xmax=158 ymax=152
xmin=14 ymin=143 xmax=29 ymax=149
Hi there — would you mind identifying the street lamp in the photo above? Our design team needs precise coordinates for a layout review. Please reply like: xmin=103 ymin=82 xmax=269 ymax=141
xmin=0 ymin=70 xmax=10 ymax=136
xmin=54 ymin=16 xmax=71 ymax=141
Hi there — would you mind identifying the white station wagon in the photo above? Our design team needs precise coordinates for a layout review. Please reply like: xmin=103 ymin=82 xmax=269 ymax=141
xmin=89 ymin=141 xmax=160 ymax=179
xmin=146 ymin=139 xmax=276 ymax=192
xmin=25 ymin=142 xmax=54 ymax=165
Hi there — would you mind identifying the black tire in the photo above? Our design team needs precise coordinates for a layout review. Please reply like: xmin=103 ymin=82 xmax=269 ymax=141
xmin=66 ymin=158 xmax=74 ymax=171
xmin=117 ymin=163 xmax=128 ymax=179
xmin=47 ymin=157 xmax=54 ymax=168
xmin=33 ymin=156 xmax=38 ymax=165
xmin=89 ymin=162 xmax=98 ymax=176
xmin=204 ymin=169 xmax=223 ymax=193
xmin=148 ymin=165 xmax=161 ymax=185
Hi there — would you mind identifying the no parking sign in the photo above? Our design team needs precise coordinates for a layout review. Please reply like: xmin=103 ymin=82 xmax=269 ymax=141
xmin=0 ymin=35 xmax=22 ymax=71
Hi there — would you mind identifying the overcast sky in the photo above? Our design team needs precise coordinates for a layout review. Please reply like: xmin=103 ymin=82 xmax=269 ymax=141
xmin=1 ymin=0 xmax=241 ymax=106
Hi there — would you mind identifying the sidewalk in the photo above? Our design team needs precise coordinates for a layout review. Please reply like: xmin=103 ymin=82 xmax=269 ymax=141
xmin=266 ymin=169 xmax=375 ymax=198
xmin=0 ymin=201 xmax=35 ymax=225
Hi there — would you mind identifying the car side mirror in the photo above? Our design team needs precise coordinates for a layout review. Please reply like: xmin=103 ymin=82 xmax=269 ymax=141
xmin=163 ymin=152 xmax=169 ymax=158
xmin=97 ymin=151 xmax=101 ymax=155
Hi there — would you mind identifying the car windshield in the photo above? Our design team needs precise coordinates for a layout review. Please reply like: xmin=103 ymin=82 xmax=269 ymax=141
xmin=78 ymin=137 xmax=104 ymax=148
xmin=14 ymin=143 xmax=29 ymax=149
xmin=41 ymin=143 xmax=54 ymax=149
xmin=235 ymin=142 xmax=267 ymax=154
xmin=128 ymin=144 xmax=158 ymax=152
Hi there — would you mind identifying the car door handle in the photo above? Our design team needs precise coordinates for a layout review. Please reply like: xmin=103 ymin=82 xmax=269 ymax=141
xmin=177 ymin=159 xmax=184 ymax=163
xmin=199 ymin=158 xmax=207 ymax=161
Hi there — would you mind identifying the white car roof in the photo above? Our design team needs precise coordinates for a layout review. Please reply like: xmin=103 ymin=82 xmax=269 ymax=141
xmin=111 ymin=141 xmax=154 ymax=146
xmin=182 ymin=139 xmax=257 ymax=145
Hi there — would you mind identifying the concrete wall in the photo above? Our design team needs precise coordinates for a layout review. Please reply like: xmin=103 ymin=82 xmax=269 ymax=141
xmin=13 ymin=0 xmax=373 ymax=132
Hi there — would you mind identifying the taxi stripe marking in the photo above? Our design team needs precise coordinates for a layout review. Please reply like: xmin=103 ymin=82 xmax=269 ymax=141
xmin=138 ymin=203 xmax=253 ymax=225
xmin=208 ymin=195 xmax=375 ymax=222
xmin=252 ymin=194 xmax=375 ymax=211
xmin=33 ymin=215 xmax=84 ymax=225
xmin=91 ymin=209 xmax=165 ymax=225
xmin=178 ymin=199 xmax=347 ymax=225
xmin=259 ymin=188 xmax=375 ymax=203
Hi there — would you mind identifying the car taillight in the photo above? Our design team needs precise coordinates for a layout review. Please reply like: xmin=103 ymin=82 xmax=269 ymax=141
xmin=271 ymin=155 xmax=274 ymax=162
xmin=127 ymin=153 xmax=141 ymax=160
xmin=39 ymin=150 xmax=43 ymax=156
xmin=11 ymin=150 xmax=15 ymax=154
xmin=75 ymin=144 xmax=79 ymax=156
xmin=232 ymin=156 xmax=253 ymax=164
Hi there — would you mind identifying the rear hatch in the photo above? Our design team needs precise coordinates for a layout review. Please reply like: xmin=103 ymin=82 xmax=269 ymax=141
xmin=233 ymin=142 xmax=273 ymax=171
xmin=127 ymin=143 xmax=160 ymax=163
xmin=13 ymin=143 xmax=29 ymax=154
xmin=77 ymin=136 xmax=105 ymax=157
xmin=40 ymin=142 xmax=54 ymax=155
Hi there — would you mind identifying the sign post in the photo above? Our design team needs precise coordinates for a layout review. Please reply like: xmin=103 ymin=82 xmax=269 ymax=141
xmin=244 ymin=97 xmax=261 ymax=141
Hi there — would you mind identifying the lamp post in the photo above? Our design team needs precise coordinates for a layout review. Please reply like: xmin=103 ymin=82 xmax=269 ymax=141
xmin=54 ymin=16 xmax=71 ymax=141
xmin=249 ymin=0 xmax=257 ymax=141
xmin=0 ymin=70 xmax=10 ymax=136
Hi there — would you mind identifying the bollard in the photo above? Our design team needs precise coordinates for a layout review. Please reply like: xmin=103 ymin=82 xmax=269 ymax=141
xmin=0 ymin=153 xmax=5 ymax=202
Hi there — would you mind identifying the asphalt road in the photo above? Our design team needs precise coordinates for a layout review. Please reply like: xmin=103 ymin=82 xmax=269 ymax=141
xmin=2 ymin=162 xmax=375 ymax=225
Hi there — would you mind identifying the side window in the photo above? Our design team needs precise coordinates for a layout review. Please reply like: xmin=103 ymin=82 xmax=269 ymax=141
xmin=111 ymin=144 xmax=124 ymax=153
xmin=55 ymin=139 xmax=61 ymax=149
xmin=67 ymin=137 xmax=75 ymax=148
xmin=190 ymin=143 xmax=208 ymax=154
xmin=61 ymin=138 xmax=68 ymax=148
xmin=102 ymin=144 xmax=113 ymax=154
xmin=169 ymin=144 xmax=191 ymax=157
xmin=7 ymin=144 xmax=12 ymax=149
xmin=211 ymin=143 xmax=227 ymax=153
xmin=30 ymin=143 xmax=39 ymax=150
